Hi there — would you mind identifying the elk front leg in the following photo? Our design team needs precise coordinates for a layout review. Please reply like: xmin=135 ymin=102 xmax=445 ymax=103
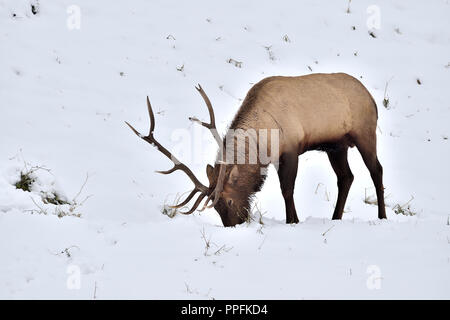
xmin=277 ymin=152 xmax=299 ymax=224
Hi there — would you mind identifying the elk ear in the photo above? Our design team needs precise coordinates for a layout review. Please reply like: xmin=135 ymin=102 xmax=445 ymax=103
xmin=228 ymin=165 xmax=239 ymax=185
xmin=206 ymin=164 xmax=214 ymax=184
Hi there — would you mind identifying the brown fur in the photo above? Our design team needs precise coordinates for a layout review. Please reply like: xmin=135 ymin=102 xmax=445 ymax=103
xmin=207 ymin=73 xmax=386 ymax=226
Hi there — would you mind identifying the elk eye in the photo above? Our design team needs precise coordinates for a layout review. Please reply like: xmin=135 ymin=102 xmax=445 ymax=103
xmin=227 ymin=199 xmax=233 ymax=206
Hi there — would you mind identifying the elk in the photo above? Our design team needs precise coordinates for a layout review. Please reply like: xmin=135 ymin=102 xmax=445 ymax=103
xmin=126 ymin=73 xmax=386 ymax=227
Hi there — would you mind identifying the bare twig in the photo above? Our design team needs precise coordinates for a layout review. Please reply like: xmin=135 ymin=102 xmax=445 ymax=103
xmin=200 ymin=227 xmax=211 ymax=256
xmin=93 ymin=282 xmax=98 ymax=299
xmin=393 ymin=195 xmax=416 ymax=216
xmin=258 ymin=235 xmax=267 ymax=250
xmin=264 ymin=45 xmax=276 ymax=61
xmin=383 ymin=77 xmax=394 ymax=109
xmin=322 ymin=225 xmax=335 ymax=237
xmin=214 ymin=244 xmax=233 ymax=255
xmin=227 ymin=58 xmax=242 ymax=68
xmin=73 ymin=173 xmax=90 ymax=204
xmin=315 ymin=183 xmax=324 ymax=194
xmin=30 ymin=196 xmax=48 ymax=215
xmin=185 ymin=282 xmax=193 ymax=294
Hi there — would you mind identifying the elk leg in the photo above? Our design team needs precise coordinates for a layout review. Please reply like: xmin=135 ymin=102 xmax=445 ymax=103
xmin=355 ymin=137 xmax=387 ymax=219
xmin=277 ymin=152 xmax=300 ymax=224
xmin=327 ymin=147 xmax=354 ymax=220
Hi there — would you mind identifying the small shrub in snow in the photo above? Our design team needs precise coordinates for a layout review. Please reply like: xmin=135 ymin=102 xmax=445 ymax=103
xmin=12 ymin=163 xmax=90 ymax=218
xmin=393 ymin=204 xmax=415 ymax=216
xmin=383 ymin=78 xmax=394 ymax=110
xmin=31 ymin=1 xmax=39 ymax=15
xmin=161 ymin=193 xmax=186 ymax=218
xmin=161 ymin=204 xmax=178 ymax=218
xmin=200 ymin=227 xmax=212 ymax=256
xmin=393 ymin=196 xmax=416 ymax=216
xmin=264 ymin=46 xmax=276 ymax=61
xmin=227 ymin=58 xmax=242 ymax=68
xmin=14 ymin=165 xmax=70 ymax=205
xmin=282 ymin=34 xmax=291 ymax=43
xmin=15 ymin=170 xmax=36 ymax=192
xmin=51 ymin=245 xmax=79 ymax=258
xmin=55 ymin=206 xmax=82 ymax=218
xmin=42 ymin=192 xmax=70 ymax=205
xmin=28 ymin=192 xmax=83 ymax=218
xmin=176 ymin=64 xmax=184 ymax=72
xmin=200 ymin=227 xmax=232 ymax=257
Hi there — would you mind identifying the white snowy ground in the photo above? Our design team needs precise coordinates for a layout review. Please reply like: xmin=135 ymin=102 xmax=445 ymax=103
xmin=0 ymin=0 xmax=449 ymax=299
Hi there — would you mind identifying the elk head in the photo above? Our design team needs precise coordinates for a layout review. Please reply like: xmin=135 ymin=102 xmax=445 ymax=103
xmin=125 ymin=85 xmax=247 ymax=227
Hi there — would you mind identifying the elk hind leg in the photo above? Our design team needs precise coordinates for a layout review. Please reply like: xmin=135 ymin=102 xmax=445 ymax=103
xmin=327 ymin=147 xmax=354 ymax=220
xmin=355 ymin=135 xmax=387 ymax=219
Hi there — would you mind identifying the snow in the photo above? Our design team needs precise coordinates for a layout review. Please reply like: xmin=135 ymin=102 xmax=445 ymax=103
xmin=0 ymin=0 xmax=449 ymax=299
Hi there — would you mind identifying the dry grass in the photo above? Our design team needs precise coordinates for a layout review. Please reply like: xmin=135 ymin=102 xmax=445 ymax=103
xmin=392 ymin=196 xmax=416 ymax=216
xmin=227 ymin=58 xmax=242 ymax=68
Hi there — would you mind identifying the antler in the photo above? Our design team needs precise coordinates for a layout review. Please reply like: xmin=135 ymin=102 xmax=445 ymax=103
xmin=188 ymin=84 xmax=227 ymax=211
xmin=125 ymin=96 xmax=209 ymax=214
xmin=198 ymin=164 xmax=226 ymax=211
xmin=189 ymin=84 xmax=223 ymax=148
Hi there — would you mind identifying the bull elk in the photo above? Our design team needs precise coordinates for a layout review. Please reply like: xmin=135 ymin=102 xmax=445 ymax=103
xmin=126 ymin=73 xmax=386 ymax=227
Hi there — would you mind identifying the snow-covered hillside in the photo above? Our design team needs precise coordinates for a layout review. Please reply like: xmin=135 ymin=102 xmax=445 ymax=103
xmin=0 ymin=0 xmax=449 ymax=299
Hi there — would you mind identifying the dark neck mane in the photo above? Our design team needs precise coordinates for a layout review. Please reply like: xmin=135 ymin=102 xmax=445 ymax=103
xmin=217 ymin=78 xmax=275 ymax=203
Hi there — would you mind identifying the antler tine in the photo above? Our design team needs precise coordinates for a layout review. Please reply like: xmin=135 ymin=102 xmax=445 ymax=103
xmin=190 ymin=84 xmax=223 ymax=148
xmin=124 ymin=96 xmax=155 ymax=138
xmin=179 ymin=193 xmax=207 ymax=215
xmin=193 ymin=84 xmax=215 ymax=128
xmin=199 ymin=164 xmax=226 ymax=211
xmin=169 ymin=189 xmax=200 ymax=209
xmin=125 ymin=121 xmax=143 ymax=138
xmin=126 ymin=96 xmax=209 ymax=212
xmin=198 ymin=192 xmax=214 ymax=212
xmin=146 ymin=96 xmax=155 ymax=135
xmin=189 ymin=85 xmax=229 ymax=211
